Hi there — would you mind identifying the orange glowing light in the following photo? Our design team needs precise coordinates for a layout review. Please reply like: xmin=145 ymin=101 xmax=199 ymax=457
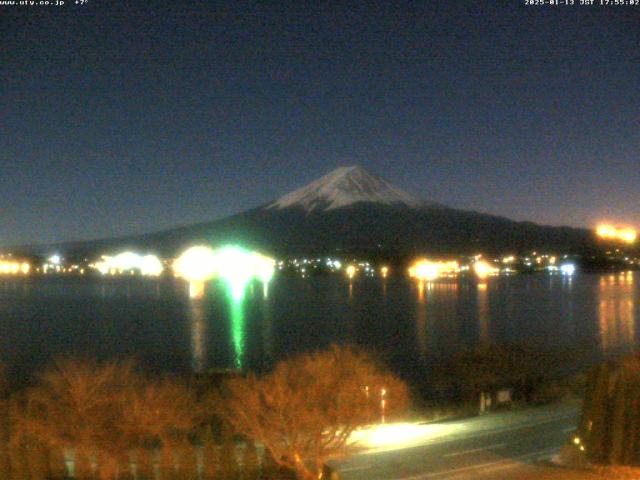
xmin=473 ymin=260 xmax=499 ymax=279
xmin=346 ymin=265 xmax=357 ymax=279
xmin=408 ymin=259 xmax=459 ymax=282
xmin=597 ymin=225 xmax=637 ymax=244
xmin=0 ymin=260 xmax=31 ymax=275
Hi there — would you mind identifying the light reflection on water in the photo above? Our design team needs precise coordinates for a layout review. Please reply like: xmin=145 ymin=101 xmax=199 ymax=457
xmin=477 ymin=281 xmax=489 ymax=344
xmin=188 ymin=299 xmax=206 ymax=373
xmin=0 ymin=273 xmax=638 ymax=382
xmin=229 ymin=293 xmax=245 ymax=369
xmin=415 ymin=281 xmax=427 ymax=356
xmin=598 ymin=272 xmax=636 ymax=355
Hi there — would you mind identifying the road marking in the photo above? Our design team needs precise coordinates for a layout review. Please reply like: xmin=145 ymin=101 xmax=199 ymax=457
xmin=562 ymin=427 xmax=576 ymax=433
xmin=442 ymin=443 xmax=507 ymax=458
xmin=448 ymin=448 xmax=558 ymax=479
xmin=401 ymin=447 xmax=559 ymax=480
xmin=339 ymin=464 xmax=373 ymax=473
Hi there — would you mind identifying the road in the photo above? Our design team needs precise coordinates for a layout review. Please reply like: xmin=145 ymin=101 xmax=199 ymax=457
xmin=334 ymin=402 xmax=586 ymax=480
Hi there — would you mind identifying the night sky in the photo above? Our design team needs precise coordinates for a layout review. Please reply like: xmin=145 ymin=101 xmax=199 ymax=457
xmin=2 ymin=1 xmax=639 ymax=246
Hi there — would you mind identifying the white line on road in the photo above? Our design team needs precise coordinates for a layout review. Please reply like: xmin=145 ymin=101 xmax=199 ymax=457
xmin=562 ymin=427 xmax=576 ymax=433
xmin=339 ymin=464 xmax=373 ymax=473
xmin=442 ymin=443 xmax=507 ymax=458
xmin=402 ymin=447 xmax=559 ymax=480
xmin=451 ymin=448 xmax=555 ymax=478
xmin=446 ymin=448 xmax=559 ymax=479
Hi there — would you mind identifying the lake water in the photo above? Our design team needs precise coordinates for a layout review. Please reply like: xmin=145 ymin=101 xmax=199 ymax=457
xmin=0 ymin=272 xmax=637 ymax=385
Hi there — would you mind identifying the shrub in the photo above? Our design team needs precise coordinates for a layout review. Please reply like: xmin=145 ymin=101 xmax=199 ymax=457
xmin=216 ymin=345 xmax=410 ymax=480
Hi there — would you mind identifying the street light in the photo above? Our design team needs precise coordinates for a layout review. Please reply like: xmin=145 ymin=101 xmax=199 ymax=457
xmin=381 ymin=387 xmax=387 ymax=424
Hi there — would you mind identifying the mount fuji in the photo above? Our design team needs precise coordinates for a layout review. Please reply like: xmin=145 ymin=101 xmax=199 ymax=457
xmin=31 ymin=166 xmax=595 ymax=258
xmin=267 ymin=165 xmax=423 ymax=212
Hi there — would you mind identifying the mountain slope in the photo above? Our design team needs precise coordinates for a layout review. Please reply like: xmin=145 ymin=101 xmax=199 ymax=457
xmin=24 ymin=166 xmax=596 ymax=258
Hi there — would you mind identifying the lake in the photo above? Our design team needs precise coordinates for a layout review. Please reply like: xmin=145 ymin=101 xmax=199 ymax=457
xmin=0 ymin=272 xmax=637 ymax=385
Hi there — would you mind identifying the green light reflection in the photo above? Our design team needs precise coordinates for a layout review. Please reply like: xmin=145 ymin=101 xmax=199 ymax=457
xmin=222 ymin=276 xmax=251 ymax=369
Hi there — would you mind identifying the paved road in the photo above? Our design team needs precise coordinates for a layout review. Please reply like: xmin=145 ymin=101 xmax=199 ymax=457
xmin=334 ymin=402 xmax=581 ymax=480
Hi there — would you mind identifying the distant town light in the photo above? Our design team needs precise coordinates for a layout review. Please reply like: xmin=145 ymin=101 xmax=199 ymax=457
xmin=410 ymin=260 xmax=439 ymax=281
xmin=93 ymin=251 xmax=164 ymax=277
xmin=408 ymin=259 xmax=459 ymax=282
xmin=254 ymin=253 xmax=276 ymax=284
xmin=216 ymin=246 xmax=263 ymax=301
xmin=597 ymin=224 xmax=637 ymax=244
xmin=0 ymin=260 xmax=30 ymax=275
xmin=174 ymin=245 xmax=275 ymax=299
xmin=174 ymin=246 xmax=218 ymax=282
xmin=473 ymin=260 xmax=499 ymax=279
xmin=140 ymin=254 xmax=164 ymax=276
xmin=346 ymin=265 xmax=357 ymax=279
xmin=381 ymin=266 xmax=389 ymax=278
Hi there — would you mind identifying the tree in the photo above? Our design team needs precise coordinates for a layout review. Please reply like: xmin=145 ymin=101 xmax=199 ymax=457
xmin=579 ymin=352 xmax=640 ymax=466
xmin=122 ymin=376 xmax=202 ymax=476
xmin=20 ymin=358 xmax=135 ymax=479
xmin=19 ymin=358 xmax=202 ymax=479
xmin=216 ymin=345 xmax=409 ymax=480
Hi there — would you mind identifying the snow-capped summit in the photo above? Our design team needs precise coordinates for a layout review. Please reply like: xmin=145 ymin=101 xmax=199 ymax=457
xmin=267 ymin=165 xmax=422 ymax=212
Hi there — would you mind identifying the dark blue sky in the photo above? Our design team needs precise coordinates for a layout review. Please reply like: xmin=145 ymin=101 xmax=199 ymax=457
xmin=2 ymin=1 xmax=639 ymax=245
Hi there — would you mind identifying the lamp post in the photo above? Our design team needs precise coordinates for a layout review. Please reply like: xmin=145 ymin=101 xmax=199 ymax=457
xmin=381 ymin=387 xmax=387 ymax=424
